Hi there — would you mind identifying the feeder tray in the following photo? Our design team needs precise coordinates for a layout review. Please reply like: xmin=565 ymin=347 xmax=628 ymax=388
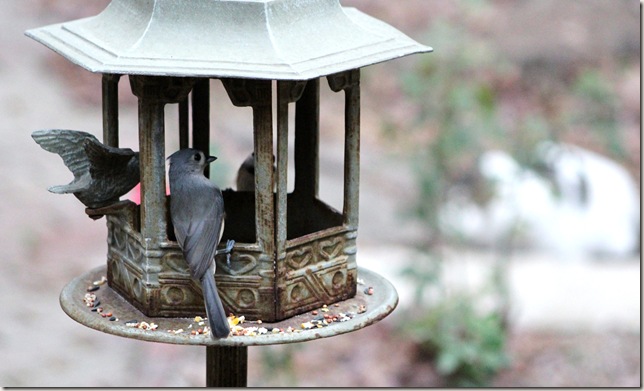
xmin=61 ymin=265 xmax=398 ymax=346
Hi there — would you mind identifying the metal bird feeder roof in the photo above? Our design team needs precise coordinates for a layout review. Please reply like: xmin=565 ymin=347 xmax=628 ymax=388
xmin=26 ymin=0 xmax=431 ymax=80
xmin=28 ymin=0 xmax=431 ymax=350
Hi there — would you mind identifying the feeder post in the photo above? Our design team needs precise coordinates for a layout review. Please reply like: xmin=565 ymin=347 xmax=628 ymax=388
xmin=206 ymin=346 xmax=248 ymax=387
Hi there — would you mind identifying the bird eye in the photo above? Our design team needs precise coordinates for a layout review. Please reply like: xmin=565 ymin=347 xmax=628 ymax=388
xmin=193 ymin=153 xmax=201 ymax=162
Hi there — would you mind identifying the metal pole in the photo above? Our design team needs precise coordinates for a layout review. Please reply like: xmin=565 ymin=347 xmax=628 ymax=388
xmin=129 ymin=75 xmax=195 ymax=243
xmin=294 ymin=78 xmax=320 ymax=199
xmin=252 ymin=81 xmax=275 ymax=256
xmin=343 ymin=70 xmax=360 ymax=230
xmin=206 ymin=346 xmax=248 ymax=387
xmin=179 ymin=96 xmax=190 ymax=150
xmin=102 ymin=73 xmax=121 ymax=147
xmin=192 ymin=79 xmax=210 ymax=177
xmin=276 ymin=81 xmax=290 ymax=251
xmin=137 ymin=96 xmax=167 ymax=243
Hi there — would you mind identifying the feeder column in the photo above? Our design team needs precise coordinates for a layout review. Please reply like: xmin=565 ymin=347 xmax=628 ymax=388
xmin=129 ymin=75 xmax=195 ymax=243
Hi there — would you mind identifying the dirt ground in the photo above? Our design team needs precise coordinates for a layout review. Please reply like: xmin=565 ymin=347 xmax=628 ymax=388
xmin=0 ymin=0 xmax=640 ymax=387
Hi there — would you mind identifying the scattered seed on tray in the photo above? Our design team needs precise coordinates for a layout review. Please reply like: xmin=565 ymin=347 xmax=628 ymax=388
xmin=83 ymin=293 xmax=97 ymax=307
xmin=222 ymin=307 xmax=365 ymax=337
xmin=125 ymin=321 xmax=158 ymax=330
xmin=135 ymin=321 xmax=158 ymax=331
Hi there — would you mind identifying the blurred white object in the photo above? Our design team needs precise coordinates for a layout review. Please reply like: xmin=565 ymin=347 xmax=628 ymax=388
xmin=441 ymin=142 xmax=640 ymax=259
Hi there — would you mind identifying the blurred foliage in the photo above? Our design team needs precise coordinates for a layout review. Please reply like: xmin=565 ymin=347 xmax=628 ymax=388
xmin=388 ymin=3 xmax=531 ymax=387
xmin=400 ymin=250 xmax=511 ymax=386
xmin=406 ymin=294 xmax=509 ymax=387
xmin=390 ymin=0 xmax=635 ymax=385
xmin=569 ymin=69 xmax=626 ymax=159
xmin=257 ymin=345 xmax=300 ymax=387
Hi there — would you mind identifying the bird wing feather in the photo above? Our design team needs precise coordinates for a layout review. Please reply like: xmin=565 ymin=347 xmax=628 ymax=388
xmin=48 ymin=172 xmax=92 ymax=194
xmin=173 ymin=186 xmax=225 ymax=280
xmin=31 ymin=129 xmax=98 ymax=180
xmin=84 ymin=137 xmax=137 ymax=178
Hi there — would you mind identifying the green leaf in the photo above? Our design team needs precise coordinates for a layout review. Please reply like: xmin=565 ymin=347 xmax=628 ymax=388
xmin=436 ymin=351 xmax=461 ymax=375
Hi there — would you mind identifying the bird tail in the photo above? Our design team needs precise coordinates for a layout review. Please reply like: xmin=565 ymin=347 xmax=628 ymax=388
xmin=201 ymin=267 xmax=230 ymax=339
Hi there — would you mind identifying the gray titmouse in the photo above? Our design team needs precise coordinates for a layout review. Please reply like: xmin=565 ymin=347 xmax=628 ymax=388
xmin=235 ymin=152 xmax=255 ymax=192
xmin=168 ymin=148 xmax=231 ymax=339
xmin=236 ymin=152 xmax=276 ymax=192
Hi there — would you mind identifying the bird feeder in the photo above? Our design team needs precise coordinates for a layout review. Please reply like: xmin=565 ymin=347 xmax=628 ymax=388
xmin=27 ymin=0 xmax=430 ymax=323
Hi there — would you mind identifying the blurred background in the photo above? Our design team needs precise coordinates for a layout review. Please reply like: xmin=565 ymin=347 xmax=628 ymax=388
xmin=0 ymin=0 xmax=639 ymax=387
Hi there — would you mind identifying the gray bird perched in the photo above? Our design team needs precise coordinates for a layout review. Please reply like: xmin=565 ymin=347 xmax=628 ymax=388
xmin=168 ymin=148 xmax=233 ymax=339
xmin=31 ymin=129 xmax=140 ymax=211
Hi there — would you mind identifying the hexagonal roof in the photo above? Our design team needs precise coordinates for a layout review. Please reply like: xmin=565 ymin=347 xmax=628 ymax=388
xmin=25 ymin=0 xmax=432 ymax=80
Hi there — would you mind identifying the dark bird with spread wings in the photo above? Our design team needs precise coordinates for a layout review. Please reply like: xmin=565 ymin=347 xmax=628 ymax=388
xmin=31 ymin=129 xmax=140 ymax=210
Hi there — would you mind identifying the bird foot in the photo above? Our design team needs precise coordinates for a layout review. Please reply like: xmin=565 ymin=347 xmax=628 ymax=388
xmin=216 ymin=239 xmax=235 ymax=266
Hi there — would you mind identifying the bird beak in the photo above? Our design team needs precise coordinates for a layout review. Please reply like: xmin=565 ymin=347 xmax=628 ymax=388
xmin=207 ymin=155 xmax=217 ymax=163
